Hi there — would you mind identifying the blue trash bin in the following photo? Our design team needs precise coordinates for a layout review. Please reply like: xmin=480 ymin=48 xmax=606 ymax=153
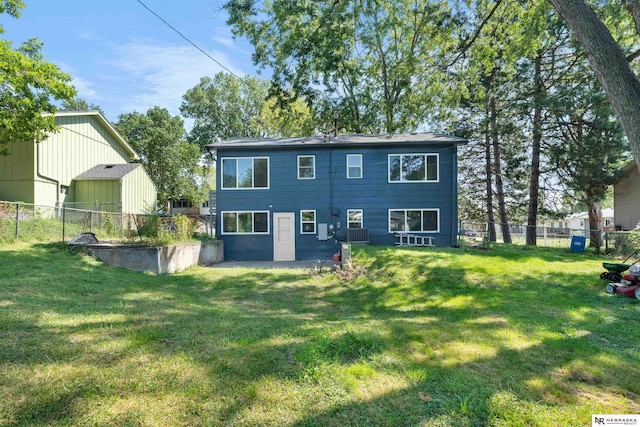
xmin=570 ymin=236 xmax=586 ymax=252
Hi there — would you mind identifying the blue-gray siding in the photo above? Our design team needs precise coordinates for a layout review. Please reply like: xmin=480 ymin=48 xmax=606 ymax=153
xmin=216 ymin=143 xmax=459 ymax=261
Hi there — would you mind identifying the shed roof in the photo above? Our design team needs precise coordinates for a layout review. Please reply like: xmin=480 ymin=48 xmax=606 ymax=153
xmin=207 ymin=132 xmax=467 ymax=152
xmin=75 ymin=163 xmax=142 ymax=180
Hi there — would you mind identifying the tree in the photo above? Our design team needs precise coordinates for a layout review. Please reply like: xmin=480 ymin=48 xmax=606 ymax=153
xmin=223 ymin=0 xmax=461 ymax=133
xmin=547 ymin=69 xmax=627 ymax=253
xmin=259 ymin=97 xmax=316 ymax=138
xmin=61 ymin=97 xmax=105 ymax=117
xmin=547 ymin=0 xmax=640 ymax=173
xmin=0 ymin=1 xmax=76 ymax=155
xmin=180 ymin=73 xmax=270 ymax=150
xmin=525 ymin=51 xmax=545 ymax=245
xmin=453 ymin=0 xmax=632 ymax=246
xmin=114 ymin=107 xmax=202 ymax=207
xmin=181 ymin=72 xmax=317 ymax=148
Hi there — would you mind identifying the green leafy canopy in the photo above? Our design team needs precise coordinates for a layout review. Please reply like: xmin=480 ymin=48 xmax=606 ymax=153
xmin=0 ymin=0 xmax=76 ymax=155
xmin=115 ymin=107 xmax=202 ymax=206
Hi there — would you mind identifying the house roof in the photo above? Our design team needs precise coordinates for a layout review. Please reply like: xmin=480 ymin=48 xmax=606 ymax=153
xmin=47 ymin=110 xmax=140 ymax=161
xmin=565 ymin=208 xmax=614 ymax=220
xmin=206 ymin=132 xmax=468 ymax=152
xmin=617 ymin=159 xmax=638 ymax=182
xmin=75 ymin=163 xmax=142 ymax=180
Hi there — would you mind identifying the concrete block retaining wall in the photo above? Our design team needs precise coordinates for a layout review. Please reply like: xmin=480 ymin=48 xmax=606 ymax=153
xmin=84 ymin=240 xmax=223 ymax=274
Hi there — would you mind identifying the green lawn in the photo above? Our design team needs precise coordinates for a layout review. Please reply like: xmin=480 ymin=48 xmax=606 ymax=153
xmin=1 ymin=242 xmax=639 ymax=426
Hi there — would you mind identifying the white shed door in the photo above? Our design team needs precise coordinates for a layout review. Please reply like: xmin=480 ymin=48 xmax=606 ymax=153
xmin=273 ymin=212 xmax=295 ymax=261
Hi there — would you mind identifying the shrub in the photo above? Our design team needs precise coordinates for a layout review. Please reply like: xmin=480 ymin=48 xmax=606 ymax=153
xmin=138 ymin=214 xmax=196 ymax=245
xmin=610 ymin=230 xmax=640 ymax=256
xmin=172 ymin=214 xmax=195 ymax=242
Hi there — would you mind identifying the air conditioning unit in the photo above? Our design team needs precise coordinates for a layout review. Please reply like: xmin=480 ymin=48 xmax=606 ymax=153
xmin=347 ymin=228 xmax=369 ymax=244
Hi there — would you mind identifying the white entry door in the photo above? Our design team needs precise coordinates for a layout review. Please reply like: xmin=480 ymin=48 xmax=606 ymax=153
xmin=273 ymin=212 xmax=295 ymax=261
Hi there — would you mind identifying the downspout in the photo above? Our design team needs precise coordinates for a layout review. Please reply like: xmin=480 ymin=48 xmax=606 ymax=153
xmin=119 ymin=177 xmax=124 ymax=214
xmin=329 ymin=113 xmax=338 ymax=228
xmin=329 ymin=143 xmax=334 ymax=223
xmin=452 ymin=145 xmax=458 ymax=247
xmin=36 ymin=141 xmax=60 ymax=207
xmin=206 ymin=146 xmax=218 ymax=238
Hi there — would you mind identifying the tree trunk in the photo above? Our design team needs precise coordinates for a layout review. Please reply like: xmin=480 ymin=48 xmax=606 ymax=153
xmin=527 ymin=52 xmax=544 ymax=246
xmin=548 ymin=0 xmax=640 ymax=173
xmin=485 ymin=131 xmax=497 ymax=242
xmin=489 ymin=94 xmax=512 ymax=243
xmin=587 ymin=201 xmax=603 ymax=254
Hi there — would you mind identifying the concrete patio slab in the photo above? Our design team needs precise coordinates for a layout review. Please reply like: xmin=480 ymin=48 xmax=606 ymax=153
xmin=214 ymin=260 xmax=340 ymax=270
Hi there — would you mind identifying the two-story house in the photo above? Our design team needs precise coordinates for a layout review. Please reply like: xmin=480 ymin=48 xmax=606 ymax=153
xmin=206 ymin=132 xmax=467 ymax=261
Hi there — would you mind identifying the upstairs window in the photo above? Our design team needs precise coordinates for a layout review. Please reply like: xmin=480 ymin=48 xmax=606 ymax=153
xmin=346 ymin=154 xmax=362 ymax=179
xmin=388 ymin=154 xmax=438 ymax=182
xmin=298 ymin=155 xmax=315 ymax=179
xmin=222 ymin=157 xmax=269 ymax=189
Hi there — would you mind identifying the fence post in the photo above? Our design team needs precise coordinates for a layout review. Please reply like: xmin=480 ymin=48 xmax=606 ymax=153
xmin=15 ymin=202 xmax=19 ymax=239
xmin=93 ymin=201 xmax=99 ymax=232
xmin=62 ymin=206 xmax=66 ymax=242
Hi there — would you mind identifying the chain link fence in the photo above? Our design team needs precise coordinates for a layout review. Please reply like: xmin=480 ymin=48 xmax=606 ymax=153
xmin=601 ymin=230 xmax=640 ymax=256
xmin=0 ymin=200 xmax=215 ymax=243
xmin=459 ymin=221 xmax=638 ymax=255
xmin=3 ymin=201 xmax=632 ymax=254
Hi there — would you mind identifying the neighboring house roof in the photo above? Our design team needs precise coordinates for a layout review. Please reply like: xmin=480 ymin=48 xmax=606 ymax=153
xmin=206 ymin=132 xmax=468 ymax=151
xmin=565 ymin=208 xmax=614 ymax=221
xmin=75 ymin=163 xmax=142 ymax=180
xmin=46 ymin=110 xmax=140 ymax=161
xmin=616 ymin=160 xmax=637 ymax=183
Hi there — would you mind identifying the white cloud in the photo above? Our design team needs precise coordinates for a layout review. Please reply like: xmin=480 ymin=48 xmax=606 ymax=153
xmin=57 ymin=62 xmax=98 ymax=99
xmin=212 ymin=30 xmax=236 ymax=49
xmin=71 ymin=75 xmax=99 ymax=99
xmin=213 ymin=35 xmax=235 ymax=49
xmin=110 ymin=39 xmax=247 ymax=117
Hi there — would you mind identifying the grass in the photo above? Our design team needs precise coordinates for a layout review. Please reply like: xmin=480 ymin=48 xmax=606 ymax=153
xmin=1 ymin=242 xmax=639 ymax=426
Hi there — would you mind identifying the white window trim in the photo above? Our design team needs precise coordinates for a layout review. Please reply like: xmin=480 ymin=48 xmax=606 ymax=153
xmin=221 ymin=211 xmax=270 ymax=235
xmin=221 ymin=157 xmax=270 ymax=190
xmin=347 ymin=209 xmax=363 ymax=229
xmin=387 ymin=208 xmax=440 ymax=233
xmin=346 ymin=154 xmax=363 ymax=179
xmin=387 ymin=153 xmax=439 ymax=183
xmin=300 ymin=209 xmax=316 ymax=234
xmin=297 ymin=155 xmax=316 ymax=180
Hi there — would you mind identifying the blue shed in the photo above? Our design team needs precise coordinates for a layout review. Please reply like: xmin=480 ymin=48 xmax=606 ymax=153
xmin=206 ymin=133 xmax=467 ymax=261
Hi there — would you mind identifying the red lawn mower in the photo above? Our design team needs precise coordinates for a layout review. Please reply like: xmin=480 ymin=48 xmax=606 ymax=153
xmin=601 ymin=249 xmax=640 ymax=300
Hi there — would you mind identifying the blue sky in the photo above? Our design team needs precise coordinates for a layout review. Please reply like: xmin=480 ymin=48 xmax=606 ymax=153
xmin=1 ymin=0 xmax=263 ymax=123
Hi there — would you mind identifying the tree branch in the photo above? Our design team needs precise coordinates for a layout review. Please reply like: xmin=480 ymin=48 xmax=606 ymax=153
xmin=627 ymin=47 xmax=640 ymax=63
xmin=445 ymin=0 xmax=503 ymax=68
xmin=625 ymin=0 xmax=640 ymax=36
